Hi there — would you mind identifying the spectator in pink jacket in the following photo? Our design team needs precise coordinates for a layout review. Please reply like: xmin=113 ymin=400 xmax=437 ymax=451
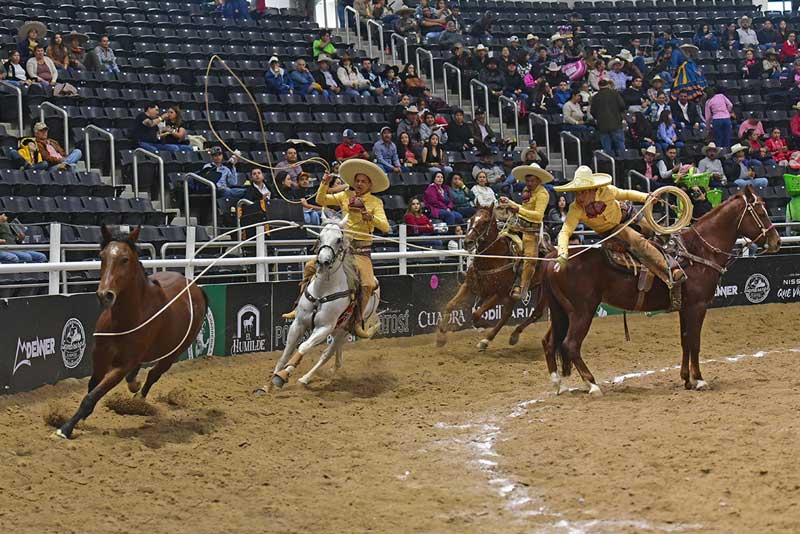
xmin=704 ymin=86 xmax=734 ymax=148
xmin=423 ymin=171 xmax=463 ymax=228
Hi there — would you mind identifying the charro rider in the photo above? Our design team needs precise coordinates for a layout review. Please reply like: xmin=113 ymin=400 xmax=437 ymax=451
xmin=282 ymin=159 xmax=390 ymax=337
xmin=497 ymin=163 xmax=551 ymax=300
xmin=554 ymin=165 xmax=685 ymax=286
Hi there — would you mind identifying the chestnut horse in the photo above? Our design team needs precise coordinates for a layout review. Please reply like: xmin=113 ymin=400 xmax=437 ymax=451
xmin=437 ymin=204 xmax=542 ymax=350
xmin=541 ymin=186 xmax=781 ymax=396
xmin=57 ymin=226 xmax=207 ymax=439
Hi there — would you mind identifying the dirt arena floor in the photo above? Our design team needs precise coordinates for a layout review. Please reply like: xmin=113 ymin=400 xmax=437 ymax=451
xmin=1 ymin=303 xmax=799 ymax=533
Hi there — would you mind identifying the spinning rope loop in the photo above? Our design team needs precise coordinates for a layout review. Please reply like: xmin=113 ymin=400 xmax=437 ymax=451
xmin=643 ymin=186 xmax=693 ymax=235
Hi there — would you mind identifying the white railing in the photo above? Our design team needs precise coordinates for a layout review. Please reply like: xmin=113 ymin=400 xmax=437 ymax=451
xmin=366 ymin=18 xmax=385 ymax=63
xmin=628 ymin=169 xmax=651 ymax=192
xmin=0 ymin=80 xmax=23 ymax=135
xmin=559 ymin=130 xmax=582 ymax=178
xmin=183 ymin=172 xmax=218 ymax=237
xmin=132 ymin=147 xmax=166 ymax=211
xmin=469 ymin=79 xmax=489 ymax=120
xmin=442 ymin=62 xmax=462 ymax=108
xmin=498 ymin=95 xmax=519 ymax=142
xmin=343 ymin=6 xmax=361 ymax=44
xmin=416 ymin=48 xmax=435 ymax=93
xmin=84 ymin=125 xmax=116 ymax=188
xmin=3 ymin=222 xmax=798 ymax=295
xmin=528 ymin=113 xmax=550 ymax=161
xmin=390 ymin=33 xmax=409 ymax=64
xmin=40 ymin=101 xmax=69 ymax=152
xmin=593 ymin=150 xmax=616 ymax=183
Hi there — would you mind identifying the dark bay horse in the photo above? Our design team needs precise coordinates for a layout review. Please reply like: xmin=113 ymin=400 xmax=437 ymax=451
xmin=541 ymin=186 xmax=780 ymax=395
xmin=437 ymin=204 xmax=536 ymax=350
xmin=57 ymin=226 xmax=207 ymax=439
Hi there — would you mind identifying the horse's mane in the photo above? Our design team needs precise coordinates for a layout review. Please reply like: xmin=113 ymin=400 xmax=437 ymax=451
xmin=100 ymin=231 xmax=141 ymax=256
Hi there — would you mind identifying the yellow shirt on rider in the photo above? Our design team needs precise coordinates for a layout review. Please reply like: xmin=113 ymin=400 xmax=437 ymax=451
xmin=557 ymin=186 xmax=649 ymax=257
xmin=315 ymin=183 xmax=390 ymax=242
xmin=508 ymin=184 xmax=549 ymax=225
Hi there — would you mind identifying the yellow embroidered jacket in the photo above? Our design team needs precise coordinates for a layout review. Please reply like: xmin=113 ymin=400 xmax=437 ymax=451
xmin=316 ymin=184 xmax=390 ymax=243
xmin=508 ymin=184 xmax=549 ymax=226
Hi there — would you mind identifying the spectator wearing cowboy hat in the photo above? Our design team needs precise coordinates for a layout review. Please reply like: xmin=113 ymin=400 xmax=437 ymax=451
xmin=508 ymin=35 xmax=525 ymax=61
xmin=312 ymin=54 xmax=341 ymax=97
xmin=335 ymin=129 xmax=369 ymax=162
xmin=607 ymin=58 xmax=631 ymax=91
xmin=66 ymin=32 xmax=88 ymax=71
xmin=549 ymin=32 xmax=566 ymax=64
xmin=762 ymin=48 xmax=781 ymax=79
xmin=470 ymin=44 xmax=489 ymax=72
xmin=396 ymin=105 xmax=422 ymax=144
xmin=633 ymin=145 xmax=664 ymax=192
xmin=524 ymin=34 xmax=540 ymax=56
xmin=393 ymin=6 xmax=419 ymax=37
xmin=697 ymin=143 xmax=727 ymax=187
xmin=337 ymin=53 xmax=371 ymax=97
xmin=17 ymin=21 xmax=47 ymax=63
xmin=264 ymin=56 xmax=293 ymax=95
xmin=737 ymin=16 xmax=758 ymax=48
xmin=543 ymin=61 xmax=568 ymax=87
xmin=33 ymin=122 xmax=82 ymax=170
xmin=616 ymin=49 xmax=643 ymax=80
xmin=203 ymin=146 xmax=246 ymax=199
xmin=724 ymin=143 xmax=769 ymax=188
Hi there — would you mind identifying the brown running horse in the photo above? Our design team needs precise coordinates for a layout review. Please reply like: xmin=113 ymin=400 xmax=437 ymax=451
xmin=437 ymin=204 xmax=543 ymax=350
xmin=57 ymin=226 xmax=207 ymax=439
xmin=541 ymin=185 xmax=780 ymax=396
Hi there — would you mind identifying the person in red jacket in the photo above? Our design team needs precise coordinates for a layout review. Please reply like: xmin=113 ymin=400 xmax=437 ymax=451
xmin=404 ymin=197 xmax=442 ymax=248
xmin=782 ymin=32 xmax=799 ymax=64
xmin=765 ymin=127 xmax=791 ymax=165
xmin=334 ymin=128 xmax=369 ymax=162
xmin=791 ymin=102 xmax=800 ymax=147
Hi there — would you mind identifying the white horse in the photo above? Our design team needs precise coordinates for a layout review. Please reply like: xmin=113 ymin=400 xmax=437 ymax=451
xmin=268 ymin=213 xmax=381 ymax=389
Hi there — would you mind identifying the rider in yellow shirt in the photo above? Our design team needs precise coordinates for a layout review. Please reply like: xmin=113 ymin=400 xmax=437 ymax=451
xmin=498 ymin=163 xmax=552 ymax=299
xmin=283 ymin=160 xmax=390 ymax=336
xmin=555 ymin=166 xmax=685 ymax=287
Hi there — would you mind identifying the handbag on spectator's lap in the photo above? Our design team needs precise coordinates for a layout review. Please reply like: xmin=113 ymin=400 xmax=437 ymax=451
xmin=9 ymin=218 xmax=25 ymax=243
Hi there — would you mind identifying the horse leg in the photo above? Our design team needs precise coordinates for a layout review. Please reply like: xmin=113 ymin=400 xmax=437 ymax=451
xmin=472 ymin=294 xmax=498 ymax=329
xmin=679 ymin=309 xmax=692 ymax=389
xmin=139 ymin=356 xmax=178 ymax=399
xmin=126 ymin=365 xmax=142 ymax=394
xmin=684 ymin=304 xmax=709 ymax=390
xmin=437 ymin=282 xmax=471 ymax=347
xmin=509 ymin=285 xmax=543 ymax=346
xmin=272 ymin=323 xmax=335 ymax=389
xmin=298 ymin=329 xmax=347 ymax=385
xmin=562 ymin=312 xmax=601 ymax=396
xmin=272 ymin=319 xmax=307 ymax=377
xmin=542 ymin=324 xmax=568 ymax=395
xmin=477 ymin=295 xmax=514 ymax=351
xmin=57 ymin=364 xmax=132 ymax=439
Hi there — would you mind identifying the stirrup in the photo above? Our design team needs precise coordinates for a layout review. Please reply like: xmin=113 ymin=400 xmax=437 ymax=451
xmin=511 ymin=285 xmax=522 ymax=300
xmin=354 ymin=315 xmax=379 ymax=339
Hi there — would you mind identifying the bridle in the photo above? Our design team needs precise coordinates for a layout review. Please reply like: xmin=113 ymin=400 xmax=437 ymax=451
xmin=315 ymin=225 xmax=346 ymax=271
xmin=465 ymin=209 xmax=500 ymax=254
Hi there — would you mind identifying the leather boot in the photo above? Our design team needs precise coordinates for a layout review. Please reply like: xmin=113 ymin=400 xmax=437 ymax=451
xmin=353 ymin=289 xmax=378 ymax=338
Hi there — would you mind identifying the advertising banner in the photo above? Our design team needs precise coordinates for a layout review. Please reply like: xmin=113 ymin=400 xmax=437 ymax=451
xmin=224 ymin=282 xmax=271 ymax=356
xmin=181 ymin=283 xmax=227 ymax=361
xmin=711 ymin=256 xmax=800 ymax=308
xmin=1 ymin=294 xmax=98 ymax=394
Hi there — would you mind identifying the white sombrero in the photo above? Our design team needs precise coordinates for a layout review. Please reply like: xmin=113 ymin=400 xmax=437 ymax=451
xmin=554 ymin=165 xmax=612 ymax=192
xmin=338 ymin=159 xmax=390 ymax=193
xmin=702 ymin=142 xmax=719 ymax=155
xmin=511 ymin=163 xmax=553 ymax=184
xmin=617 ymin=49 xmax=634 ymax=63
xmin=729 ymin=143 xmax=748 ymax=156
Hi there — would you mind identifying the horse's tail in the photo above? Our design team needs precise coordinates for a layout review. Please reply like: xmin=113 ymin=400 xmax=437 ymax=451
xmin=544 ymin=270 xmax=571 ymax=377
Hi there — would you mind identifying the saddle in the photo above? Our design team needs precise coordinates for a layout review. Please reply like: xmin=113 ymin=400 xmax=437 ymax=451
xmin=601 ymin=235 xmax=685 ymax=312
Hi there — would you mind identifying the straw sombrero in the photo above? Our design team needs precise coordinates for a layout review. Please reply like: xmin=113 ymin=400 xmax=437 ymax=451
xmin=617 ymin=49 xmax=634 ymax=63
xmin=65 ymin=31 xmax=89 ymax=45
xmin=338 ymin=159 xmax=389 ymax=193
xmin=511 ymin=163 xmax=553 ymax=184
xmin=18 ymin=21 xmax=48 ymax=40
xmin=729 ymin=143 xmax=748 ymax=156
xmin=640 ymin=146 xmax=661 ymax=159
xmin=554 ymin=165 xmax=612 ymax=192
xmin=702 ymin=142 xmax=719 ymax=155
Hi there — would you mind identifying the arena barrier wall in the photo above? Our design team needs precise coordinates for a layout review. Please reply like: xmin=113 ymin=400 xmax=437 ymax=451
xmin=3 ymin=256 xmax=799 ymax=394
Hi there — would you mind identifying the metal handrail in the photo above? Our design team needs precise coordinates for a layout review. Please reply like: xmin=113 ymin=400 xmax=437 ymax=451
xmin=442 ymin=62 xmax=462 ymax=108
xmin=498 ymin=95 xmax=519 ymax=142
xmin=0 ymin=81 xmax=23 ymax=135
xmin=628 ymin=169 xmax=652 ymax=192
xmin=40 ymin=102 xmax=69 ymax=151
xmin=559 ymin=131 xmax=582 ymax=178
xmin=84 ymin=125 xmax=116 ymax=189
xmin=343 ymin=6 xmax=361 ymax=44
xmin=469 ymin=79 xmax=489 ymax=120
xmin=183 ymin=172 xmax=218 ymax=237
xmin=132 ymin=147 xmax=166 ymax=212
xmin=390 ymin=33 xmax=409 ymax=64
xmin=528 ymin=113 xmax=551 ymax=161
xmin=236 ymin=198 xmax=254 ymax=241
xmin=366 ymin=18 xmax=385 ymax=63
xmin=593 ymin=150 xmax=617 ymax=183
xmin=416 ymin=47 xmax=435 ymax=93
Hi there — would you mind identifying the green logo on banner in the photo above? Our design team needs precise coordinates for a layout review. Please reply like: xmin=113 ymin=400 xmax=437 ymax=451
xmin=180 ymin=284 xmax=227 ymax=361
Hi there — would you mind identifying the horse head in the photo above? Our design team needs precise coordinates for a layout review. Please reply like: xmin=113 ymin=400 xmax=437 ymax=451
xmin=735 ymin=185 xmax=780 ymax=253
xmin=97 ymin=224 xmax=142 ymax=309
xmin=316 ymin=215 xmax=348 ymax=271
xmin=464 ymin=202 xmax=497 ymax=252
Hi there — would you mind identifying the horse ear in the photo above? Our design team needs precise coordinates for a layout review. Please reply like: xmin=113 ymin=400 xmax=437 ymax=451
xmin=320 ymin=209 xmax=330 ymax=225
xmin=129 ymin=226 xmax=141 ymax=242
xmin=339 ymin=213 xmax=349 ymax=229
xmin=744 ymin=183 xmax=755 ymax=197
xmin=101 ymin=224 xmax=112 ymax=243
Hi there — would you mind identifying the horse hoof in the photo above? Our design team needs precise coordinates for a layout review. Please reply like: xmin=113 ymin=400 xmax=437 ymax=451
xmin=127 ymin=380 xmax=141 ymax=394
xmin=297 ymin=376 xmax=310 ymax=386
xmin=55 ymin=428 xmax=70 ymax=440
xmin=271 ymin=375 xmax=286 ymax=389
xmin=477 ymin=339 xmax=489 ymax=351
xmin=436 ymin=332 xmax=447 ymax=347
xmin=509 ymin=332 xmax=520 ymax=346
xmin=557 ymin=383 xmax=570 ymax=395
xmin=694 ymin=380 xmax=709 ymax=391
xmin=253 ymin=388 xmax=268 ymax=395
xmin=588 ymin=383 xmax=603 ymax=396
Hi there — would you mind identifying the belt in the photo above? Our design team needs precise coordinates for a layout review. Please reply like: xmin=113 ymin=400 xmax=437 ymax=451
xmin=350 ymin=240 xmax=372 ymax=257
